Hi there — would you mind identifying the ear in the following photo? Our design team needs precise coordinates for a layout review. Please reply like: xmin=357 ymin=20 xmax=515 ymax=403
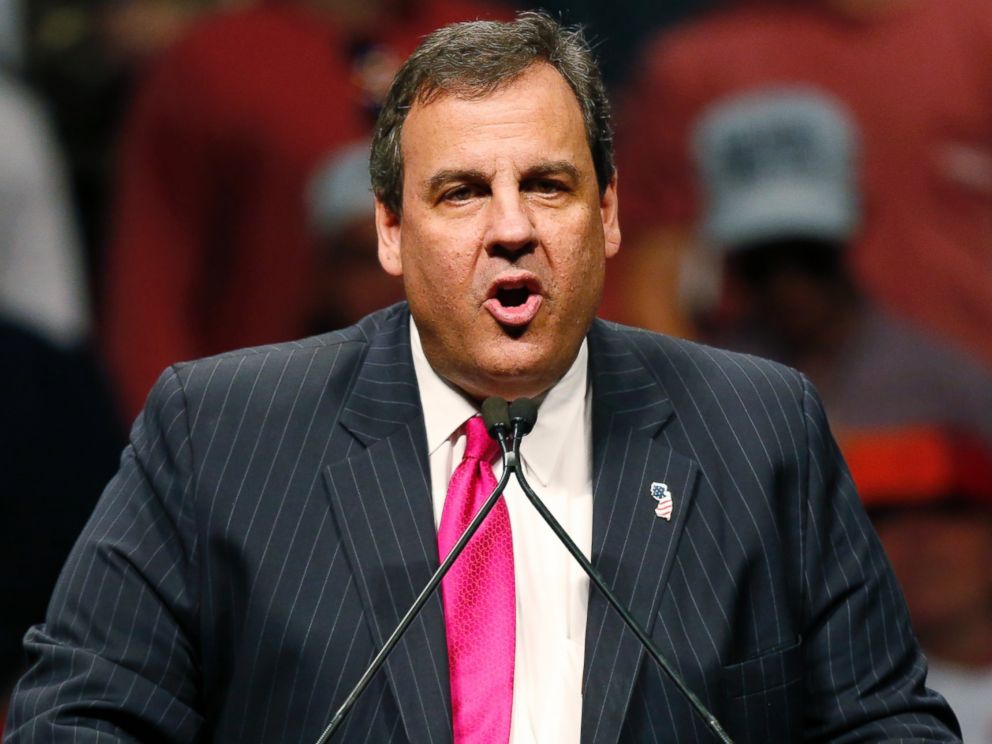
xmin=375 ymin=197 xmax=403 ymax=276
xmin=601 ymin=173 xmax=621 ymax=259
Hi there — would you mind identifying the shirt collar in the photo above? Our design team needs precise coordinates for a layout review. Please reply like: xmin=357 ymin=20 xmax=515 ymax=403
xmin=410 ymin=317 xmax=481 ymax=456
xmin=410 ymin=316 xmax=589 ymax=487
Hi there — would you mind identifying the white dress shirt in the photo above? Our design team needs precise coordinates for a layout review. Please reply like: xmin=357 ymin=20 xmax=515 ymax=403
xmin=410 ymin=318 xmax=593 ymax=744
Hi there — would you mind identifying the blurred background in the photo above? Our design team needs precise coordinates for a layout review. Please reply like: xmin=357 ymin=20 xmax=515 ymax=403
xmin=2 ymin=0 xmax=990 ymax=737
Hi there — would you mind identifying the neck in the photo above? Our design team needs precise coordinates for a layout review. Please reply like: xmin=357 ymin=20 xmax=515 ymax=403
xmin=783 ymin=288 xmax=863 ymax=376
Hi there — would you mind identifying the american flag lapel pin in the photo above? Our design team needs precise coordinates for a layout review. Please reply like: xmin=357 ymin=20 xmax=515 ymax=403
xmin=651 ymin=482 xmax=674 ymax=521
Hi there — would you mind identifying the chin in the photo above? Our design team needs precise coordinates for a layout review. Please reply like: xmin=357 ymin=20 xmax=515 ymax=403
xmin=463 ymin=345 xmax=567 ymax=400
xmin=460 ymin=375 xmax=548 ymax=403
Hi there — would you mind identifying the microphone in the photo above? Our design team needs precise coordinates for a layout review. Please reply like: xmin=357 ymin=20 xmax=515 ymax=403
xmin=313 ymin=397 xmax=515 ymax=744
xmin=505 ymin=398 xmax=734 ymax=744
xmin=481 ymin=395 xmax=512 ymax=450
xmin=316 ymin=396 xmax=733 ymax=744
xmin=508 ymin=396 xmax=537 ymax=444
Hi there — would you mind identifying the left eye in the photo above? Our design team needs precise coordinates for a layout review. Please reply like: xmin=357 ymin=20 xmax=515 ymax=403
xmin=530 ymin=179 xmax=564 ymax=194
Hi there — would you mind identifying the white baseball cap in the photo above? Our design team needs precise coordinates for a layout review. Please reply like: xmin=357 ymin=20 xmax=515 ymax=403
xmin=308 ymin=141 xmax=374 ymax=237
xmin=693 ymin=88 xmax=860 ymax=250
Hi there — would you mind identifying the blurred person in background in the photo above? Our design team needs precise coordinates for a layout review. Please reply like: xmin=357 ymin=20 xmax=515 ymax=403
xmin=691 ymin=88 xmax=992 ymax=449
xmin=611 ymin=0 xmax=992 ymax=371
xmin=692 ymin=89 xmax=992 ymax=741
xmin=847 ymin=429 xmax=992 ymax=743
xmin=101 ymin=0 xmax=512 ymax=423
xmin=306 ymin=141 xmax=403 ymax=333
xmin=0 ymin=0 xmax=88 ymax=348
xmin=0 ymin=319 xmax=123 ymax=726
xmin=0 ymin=0 xmax=123 ymax=720
xmin=22 ymin=0 xmax=230 ymax=293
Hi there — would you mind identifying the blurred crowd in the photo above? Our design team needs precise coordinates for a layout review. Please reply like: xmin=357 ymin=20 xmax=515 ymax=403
xmin=2 ymin=0 xmax=991 ymax=738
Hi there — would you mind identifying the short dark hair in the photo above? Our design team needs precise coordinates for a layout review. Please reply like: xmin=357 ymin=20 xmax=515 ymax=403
xmin=370 ymin=11 xmax=614 ymax=215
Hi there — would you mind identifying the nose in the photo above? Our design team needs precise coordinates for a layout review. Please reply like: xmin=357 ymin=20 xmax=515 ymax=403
xmin=485 ymin=189 xmax=536 ymax=257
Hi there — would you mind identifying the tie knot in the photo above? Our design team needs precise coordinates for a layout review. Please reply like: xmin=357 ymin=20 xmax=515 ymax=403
xmin=463 ymin=415 xmax=500 ymax=462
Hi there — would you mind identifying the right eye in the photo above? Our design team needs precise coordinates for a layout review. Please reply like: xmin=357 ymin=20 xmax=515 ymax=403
xmin=441 ymin=184 xmax=486 ymax=203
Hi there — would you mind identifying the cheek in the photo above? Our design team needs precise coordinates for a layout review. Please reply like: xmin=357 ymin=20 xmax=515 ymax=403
xmin=555 ymin=245 xmax=606 ymax=304
xmin=544 ymin=214 xmax=606 ymax=289
xmin=401 ymin=232 xmax=481 ymax=310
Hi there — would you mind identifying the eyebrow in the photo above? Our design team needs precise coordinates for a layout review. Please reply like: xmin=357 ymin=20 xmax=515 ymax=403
xmin=425 ymin=168 xmax=488 ymax=198
xmin=523 ymin=160 xmax=582 ymax=184
xmin=424 ymin=160 xmax=583 ymax=198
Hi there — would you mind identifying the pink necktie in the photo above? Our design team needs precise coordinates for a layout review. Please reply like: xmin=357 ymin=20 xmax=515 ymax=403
xmin=437 ymin=415 xmax=515 ymax=743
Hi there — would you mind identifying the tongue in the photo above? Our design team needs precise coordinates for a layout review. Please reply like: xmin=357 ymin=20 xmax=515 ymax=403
xmin=484 ymin=293 xmax=542 ymax=327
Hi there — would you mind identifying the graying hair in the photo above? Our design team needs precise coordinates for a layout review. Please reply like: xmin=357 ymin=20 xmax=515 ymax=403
xmin=370 ymin=11 xmax=614 ymax=215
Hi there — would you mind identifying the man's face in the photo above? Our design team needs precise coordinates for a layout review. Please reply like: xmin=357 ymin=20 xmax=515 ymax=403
xmin=726 ymin=239 xmax=849 ymax=353
xmin=376 ymin=63 xmax=620 ymax=400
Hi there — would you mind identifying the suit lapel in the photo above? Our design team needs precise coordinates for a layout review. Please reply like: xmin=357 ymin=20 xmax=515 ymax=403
xmin=323 ymin=308 xmax=453 ymax=744
xmin=321 ymin=313 xmax=699 ymax=744
xmin=581 ymin=321 xmax=700 ymax=744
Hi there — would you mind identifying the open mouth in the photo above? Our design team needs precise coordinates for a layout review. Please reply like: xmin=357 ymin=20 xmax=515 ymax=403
xmin=484 ymin=275 xmax=544 ymax=328
xmin=496 ymin=285 xmax=533 ymax=307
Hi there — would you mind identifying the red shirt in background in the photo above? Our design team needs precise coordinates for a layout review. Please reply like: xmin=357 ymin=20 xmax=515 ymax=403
xmin=615 ymin=0 xmax=992 ymax=367
xmin=103 ymin=0 xmax=511 ymax=422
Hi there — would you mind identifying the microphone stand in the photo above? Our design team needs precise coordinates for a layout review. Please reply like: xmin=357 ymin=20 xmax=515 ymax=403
xmin=315 ymin=398 xmax=733 ymax=744
xmin=505 ymin=412 xmax=734 ymax=744
xmin=314 ymin=453 xmax=514 ymax=744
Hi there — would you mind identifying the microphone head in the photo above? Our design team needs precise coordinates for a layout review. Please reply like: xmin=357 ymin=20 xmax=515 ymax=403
xmin=508 ymin=397 xmax=538 ymax=436
xmin=481 ymin=397 xmax=511 ymax=439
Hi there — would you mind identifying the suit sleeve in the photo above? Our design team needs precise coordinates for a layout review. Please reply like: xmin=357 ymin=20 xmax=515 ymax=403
xmin=4 ymin=368 xmax=204 ymax=742
xmin=798 ymin=375 xmax=961 ymax=741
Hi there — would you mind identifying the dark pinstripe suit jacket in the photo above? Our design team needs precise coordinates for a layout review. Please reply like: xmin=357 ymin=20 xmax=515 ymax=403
xmin=7 ymin=304 xmax=959 ymax=743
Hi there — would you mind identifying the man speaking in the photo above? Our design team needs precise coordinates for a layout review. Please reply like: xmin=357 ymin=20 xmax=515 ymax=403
xmin=5 ymin=12 xmax=960 ymax=743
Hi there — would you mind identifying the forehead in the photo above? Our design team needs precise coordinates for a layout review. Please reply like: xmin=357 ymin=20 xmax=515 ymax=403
xmin=399 ymin=64 xmax=592 ymax=177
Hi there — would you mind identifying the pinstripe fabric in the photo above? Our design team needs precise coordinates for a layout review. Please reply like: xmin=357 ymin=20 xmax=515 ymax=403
xmin=5 ymin=303 xmax=959 ymax=743
xmin=583 ymin=323 xmax=958 ymax=743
